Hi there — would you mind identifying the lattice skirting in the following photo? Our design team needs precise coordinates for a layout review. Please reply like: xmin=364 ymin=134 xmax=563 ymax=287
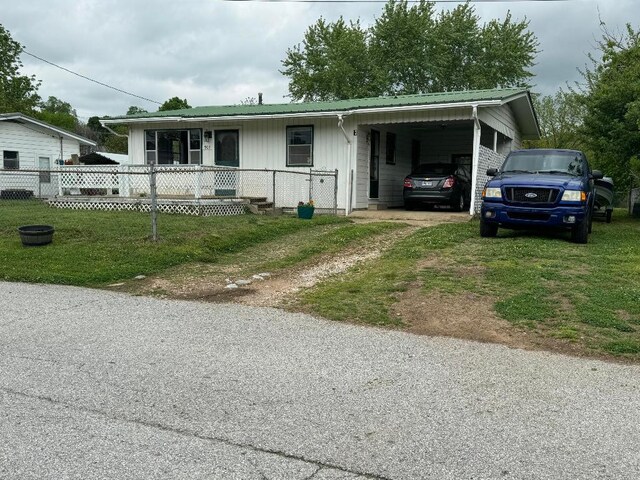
xmin=47 ymin=197 xmax=248 ymax=216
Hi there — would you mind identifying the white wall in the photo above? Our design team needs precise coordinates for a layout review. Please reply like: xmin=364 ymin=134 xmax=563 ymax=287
xmin=128 ymin=116 xmax=355 ymax=210
xmin=478 ymin=104 xmax=521 ymax=150
xmin=1 ymin=121 xmax=81 ymax=197
xmin=125 ymin=103 xmax=524 ymax=211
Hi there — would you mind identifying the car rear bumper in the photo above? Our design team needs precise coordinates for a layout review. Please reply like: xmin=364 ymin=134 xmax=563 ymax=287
xmin=480 ymin=202 xmax=588 ymax=228
xmin=403 ymin=188 xmax=454 ymax=204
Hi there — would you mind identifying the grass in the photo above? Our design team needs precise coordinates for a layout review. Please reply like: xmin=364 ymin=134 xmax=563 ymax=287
xmin=0 ymin=200 xmax=398 ymax=286
xmin=300 ymin=209 xmax=640 ymax=360
xmin=3 ymin=200 xmax=640 ymax=361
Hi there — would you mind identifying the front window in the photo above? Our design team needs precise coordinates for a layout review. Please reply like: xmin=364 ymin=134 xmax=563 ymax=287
xmin=144 ymin=129 xmax=202 ymax=165
xmin=286 ymin=126 xmax=313 ymax=167
xmin=3 ymin=151 xmax=19 ymax=169
xmin=501 ymin=151 xmax=586 ymax=176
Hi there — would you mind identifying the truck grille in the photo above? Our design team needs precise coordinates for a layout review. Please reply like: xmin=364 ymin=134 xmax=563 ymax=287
xmin=506 ymin=187 xmax=559 ymax=204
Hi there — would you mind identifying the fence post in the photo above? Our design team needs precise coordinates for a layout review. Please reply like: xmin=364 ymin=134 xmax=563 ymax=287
xmin=195 ymin=166 xmax=202 ymax=199
xmin=334 ymin=169 xmax=339 ymax=215
xmin=149 ymin=162 xmax=158 ymax=241
xmin=272 ymin=170 xmax=276 ymax=211
xmin=58 ymin=164 xmax=64 ymax=197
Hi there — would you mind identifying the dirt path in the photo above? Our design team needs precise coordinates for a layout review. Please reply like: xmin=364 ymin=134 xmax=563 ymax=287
xmin=141 ymin=225 xmax=420 ymax=307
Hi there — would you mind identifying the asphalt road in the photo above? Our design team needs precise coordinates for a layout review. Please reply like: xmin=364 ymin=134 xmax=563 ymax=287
xmin=1 ymin=282 xmax=639 ymax=479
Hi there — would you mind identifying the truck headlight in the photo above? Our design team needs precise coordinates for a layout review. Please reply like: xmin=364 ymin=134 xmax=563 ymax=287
xmin=483 ymin=187 xmax=502 ymax=199
xmin=561 ymin=190 xmax=587 ymax=202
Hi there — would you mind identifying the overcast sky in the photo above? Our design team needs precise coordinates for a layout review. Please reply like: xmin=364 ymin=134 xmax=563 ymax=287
xmin=2 ymin=0 xmax=638 ymax=120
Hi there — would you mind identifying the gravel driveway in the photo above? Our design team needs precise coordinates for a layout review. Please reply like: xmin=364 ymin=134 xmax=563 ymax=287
xmin=1 ymin=282 xmax=638 ymax=479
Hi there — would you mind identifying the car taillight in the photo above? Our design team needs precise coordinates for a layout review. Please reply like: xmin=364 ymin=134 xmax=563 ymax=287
xmin=403 ymin=178 xmax=413 ymax=188
xmin=443 ymin=176 xmax=455 ymax=189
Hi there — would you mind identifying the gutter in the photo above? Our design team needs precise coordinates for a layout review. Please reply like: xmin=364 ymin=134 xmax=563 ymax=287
xmin=99 ymin=120 xmax=129 ymax=138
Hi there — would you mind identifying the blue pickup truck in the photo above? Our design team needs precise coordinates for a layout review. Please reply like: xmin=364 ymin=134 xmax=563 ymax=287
xmin=480 ymin=149 xmax=603 ymax=244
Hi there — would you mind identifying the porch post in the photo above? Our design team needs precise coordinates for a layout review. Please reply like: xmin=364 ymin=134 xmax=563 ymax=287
xmin=493 ymin=130 xmax=498 ymax=152
xmin=469 ymin=106 xmax=482 ymax=215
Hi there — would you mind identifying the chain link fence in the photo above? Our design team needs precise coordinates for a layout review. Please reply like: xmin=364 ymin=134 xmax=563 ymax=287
xmin=0 ymin=165 xmax=338 ymax=240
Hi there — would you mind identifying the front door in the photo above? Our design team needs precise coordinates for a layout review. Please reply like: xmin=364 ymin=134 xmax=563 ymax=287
xmin=214 ymin=130 xmax=239 ymax=196
xmin=369 ymin=129 xmax=380 ymax=199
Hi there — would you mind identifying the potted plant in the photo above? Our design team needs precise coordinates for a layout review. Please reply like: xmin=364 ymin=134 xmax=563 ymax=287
xmin=297 ymin=200 xmax=315 ymax=219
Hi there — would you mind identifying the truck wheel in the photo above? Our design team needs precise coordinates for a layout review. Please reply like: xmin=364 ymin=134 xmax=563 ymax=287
xmin=571 ymin=217 xmax=589 ymax=244
xmin=480 ymin=217 xmax=498 ymax=237
xmin=606 ymin=209 xmax=612 ymax=223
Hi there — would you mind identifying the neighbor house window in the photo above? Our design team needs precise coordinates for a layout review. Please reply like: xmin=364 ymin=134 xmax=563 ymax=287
xmin=3 ymin=151 xmax=19 ymax=169
xmin=286 ymin=125 xmax=313 ymax=167
xmin=386 ymin=132 xmax=396 ymax=165
xmin=144 ymin=129 xmax=202 ymax=165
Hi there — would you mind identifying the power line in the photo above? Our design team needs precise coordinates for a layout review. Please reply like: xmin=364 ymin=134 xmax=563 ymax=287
xmin=22 ymin=50 xmax=162 ymax=105
xmin=221 ymin=0 xmax=571 ymax=3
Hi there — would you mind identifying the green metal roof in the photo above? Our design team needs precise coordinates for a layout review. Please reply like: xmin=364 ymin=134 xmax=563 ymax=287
xmin=107 ymin=88 xmax=529 ymax=120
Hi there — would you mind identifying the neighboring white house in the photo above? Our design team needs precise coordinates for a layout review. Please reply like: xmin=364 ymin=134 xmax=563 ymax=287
xmin=102 ymin=89 xmax=540 ymax=214
xmin=0 ymin=113 xmax=96 ymax=197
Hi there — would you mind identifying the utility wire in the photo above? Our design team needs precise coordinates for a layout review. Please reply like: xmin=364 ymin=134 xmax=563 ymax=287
xmin=22 ymin=50 xmax=162 ymax=105
xmin=221 ymin=0 xmax=572 ymax=3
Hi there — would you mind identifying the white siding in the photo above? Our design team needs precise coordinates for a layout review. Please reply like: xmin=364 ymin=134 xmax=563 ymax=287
xmin=1 ymin=122 xmax=81 ymax=197
xmin=478 ymin=104 xmax=521 ymax=149
xmin=0 ymin=121 xmax=80 ymax=168
xmin=125 ymin=103 xmax=526 ymax=211
xmin=128 ymin=117 xmax=354 ymax=209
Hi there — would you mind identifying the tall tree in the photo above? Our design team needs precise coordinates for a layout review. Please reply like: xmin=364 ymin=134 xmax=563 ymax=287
xmin=126 ymin=105 xmax=148 ymax=115
xmin=36 ymin=96 xmax=78 ymax=131
xmin=524 ymin=91 xmax=585 ymax=150
xmin=578 ymin=24 xmax=640 ymax=190
xmin=0 ymin=24 xmax=41 ymax=113
xmin=369 ymin=0 xmax=436 ymax=95
xmin=158 ymin=97 xmax=191 ymax=111
xmin=281 ymin=18 xmax=376 ymax=102
xmin=281 ymin=1 xmax=538 ymax=101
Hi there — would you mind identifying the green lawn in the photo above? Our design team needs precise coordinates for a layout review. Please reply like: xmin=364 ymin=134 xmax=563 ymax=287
xmin=301 ymin=210 xmax=640 ymax=360
xmin=0 ymin=200 xmax=397 ymax=285
xmin=3 ymin=200 xmax=639 ymax=360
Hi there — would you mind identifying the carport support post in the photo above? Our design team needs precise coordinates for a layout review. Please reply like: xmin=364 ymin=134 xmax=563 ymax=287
xmin=469 ymin=105 xmax=482 ymax=215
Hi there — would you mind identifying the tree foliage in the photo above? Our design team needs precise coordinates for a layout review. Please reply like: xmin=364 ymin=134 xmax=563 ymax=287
xmin=36 ymin=96 xmax=78 ymax=131
xmin=158 ymin=97 xmax=191 ymax=111
xmin=524 ymin=91 xmax=585 ymax=150
xmin=126 ymin=105 xmax=148 ymax=115
xmin=281 ymin=18 xmax=375 ymax=102
xmin=578 ymin=24 xmax=640 ymax=188
xmin=0 ymin=23 xmax=41 ymax=114
xmin=281 ymin=0 xmax=538 ymax=101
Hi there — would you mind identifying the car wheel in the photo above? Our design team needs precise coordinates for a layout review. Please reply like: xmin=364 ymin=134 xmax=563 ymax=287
xmin=451 ymin=193 xmax=464 ymax=212
xmin=606 ymin=209 xmax=612 ymax=223
xmin=404 ymin=201 xmax=414 ymax=211
xmin=571 ymin=216 xmax=589 ymax=244
xmin=480 ymin=217 xmax=498 ymax=237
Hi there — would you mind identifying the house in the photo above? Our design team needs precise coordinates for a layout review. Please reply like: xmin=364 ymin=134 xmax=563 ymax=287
xmin=0 ymin=113 xmax=96 ymax=197
xmin=101 ymin=89 xmax=540 ymax=214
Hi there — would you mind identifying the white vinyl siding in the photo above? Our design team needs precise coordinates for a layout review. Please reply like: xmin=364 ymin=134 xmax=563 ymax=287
xmin=0 ymin=120 xmax=82 ymax=198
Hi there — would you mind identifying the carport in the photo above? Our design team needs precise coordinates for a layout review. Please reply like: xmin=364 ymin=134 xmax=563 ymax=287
xmin=350 ymin=89 xmax=540 ymax=214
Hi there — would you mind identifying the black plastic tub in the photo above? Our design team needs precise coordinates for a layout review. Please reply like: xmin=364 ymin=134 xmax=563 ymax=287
xmin=18 ymin=225 xmax=55 ymax=246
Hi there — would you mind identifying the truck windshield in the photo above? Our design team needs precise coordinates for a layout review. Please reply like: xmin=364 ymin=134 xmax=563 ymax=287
xmin=501 ymin=152 xmax=585 ymax=176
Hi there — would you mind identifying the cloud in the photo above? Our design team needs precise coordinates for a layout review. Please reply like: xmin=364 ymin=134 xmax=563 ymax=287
xmin=3 ymin=0 xmax=639 ymax=119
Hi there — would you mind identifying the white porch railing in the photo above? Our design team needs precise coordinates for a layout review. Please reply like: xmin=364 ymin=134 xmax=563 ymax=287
xmin=53 ymin=164 xmax=338 ymax=211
